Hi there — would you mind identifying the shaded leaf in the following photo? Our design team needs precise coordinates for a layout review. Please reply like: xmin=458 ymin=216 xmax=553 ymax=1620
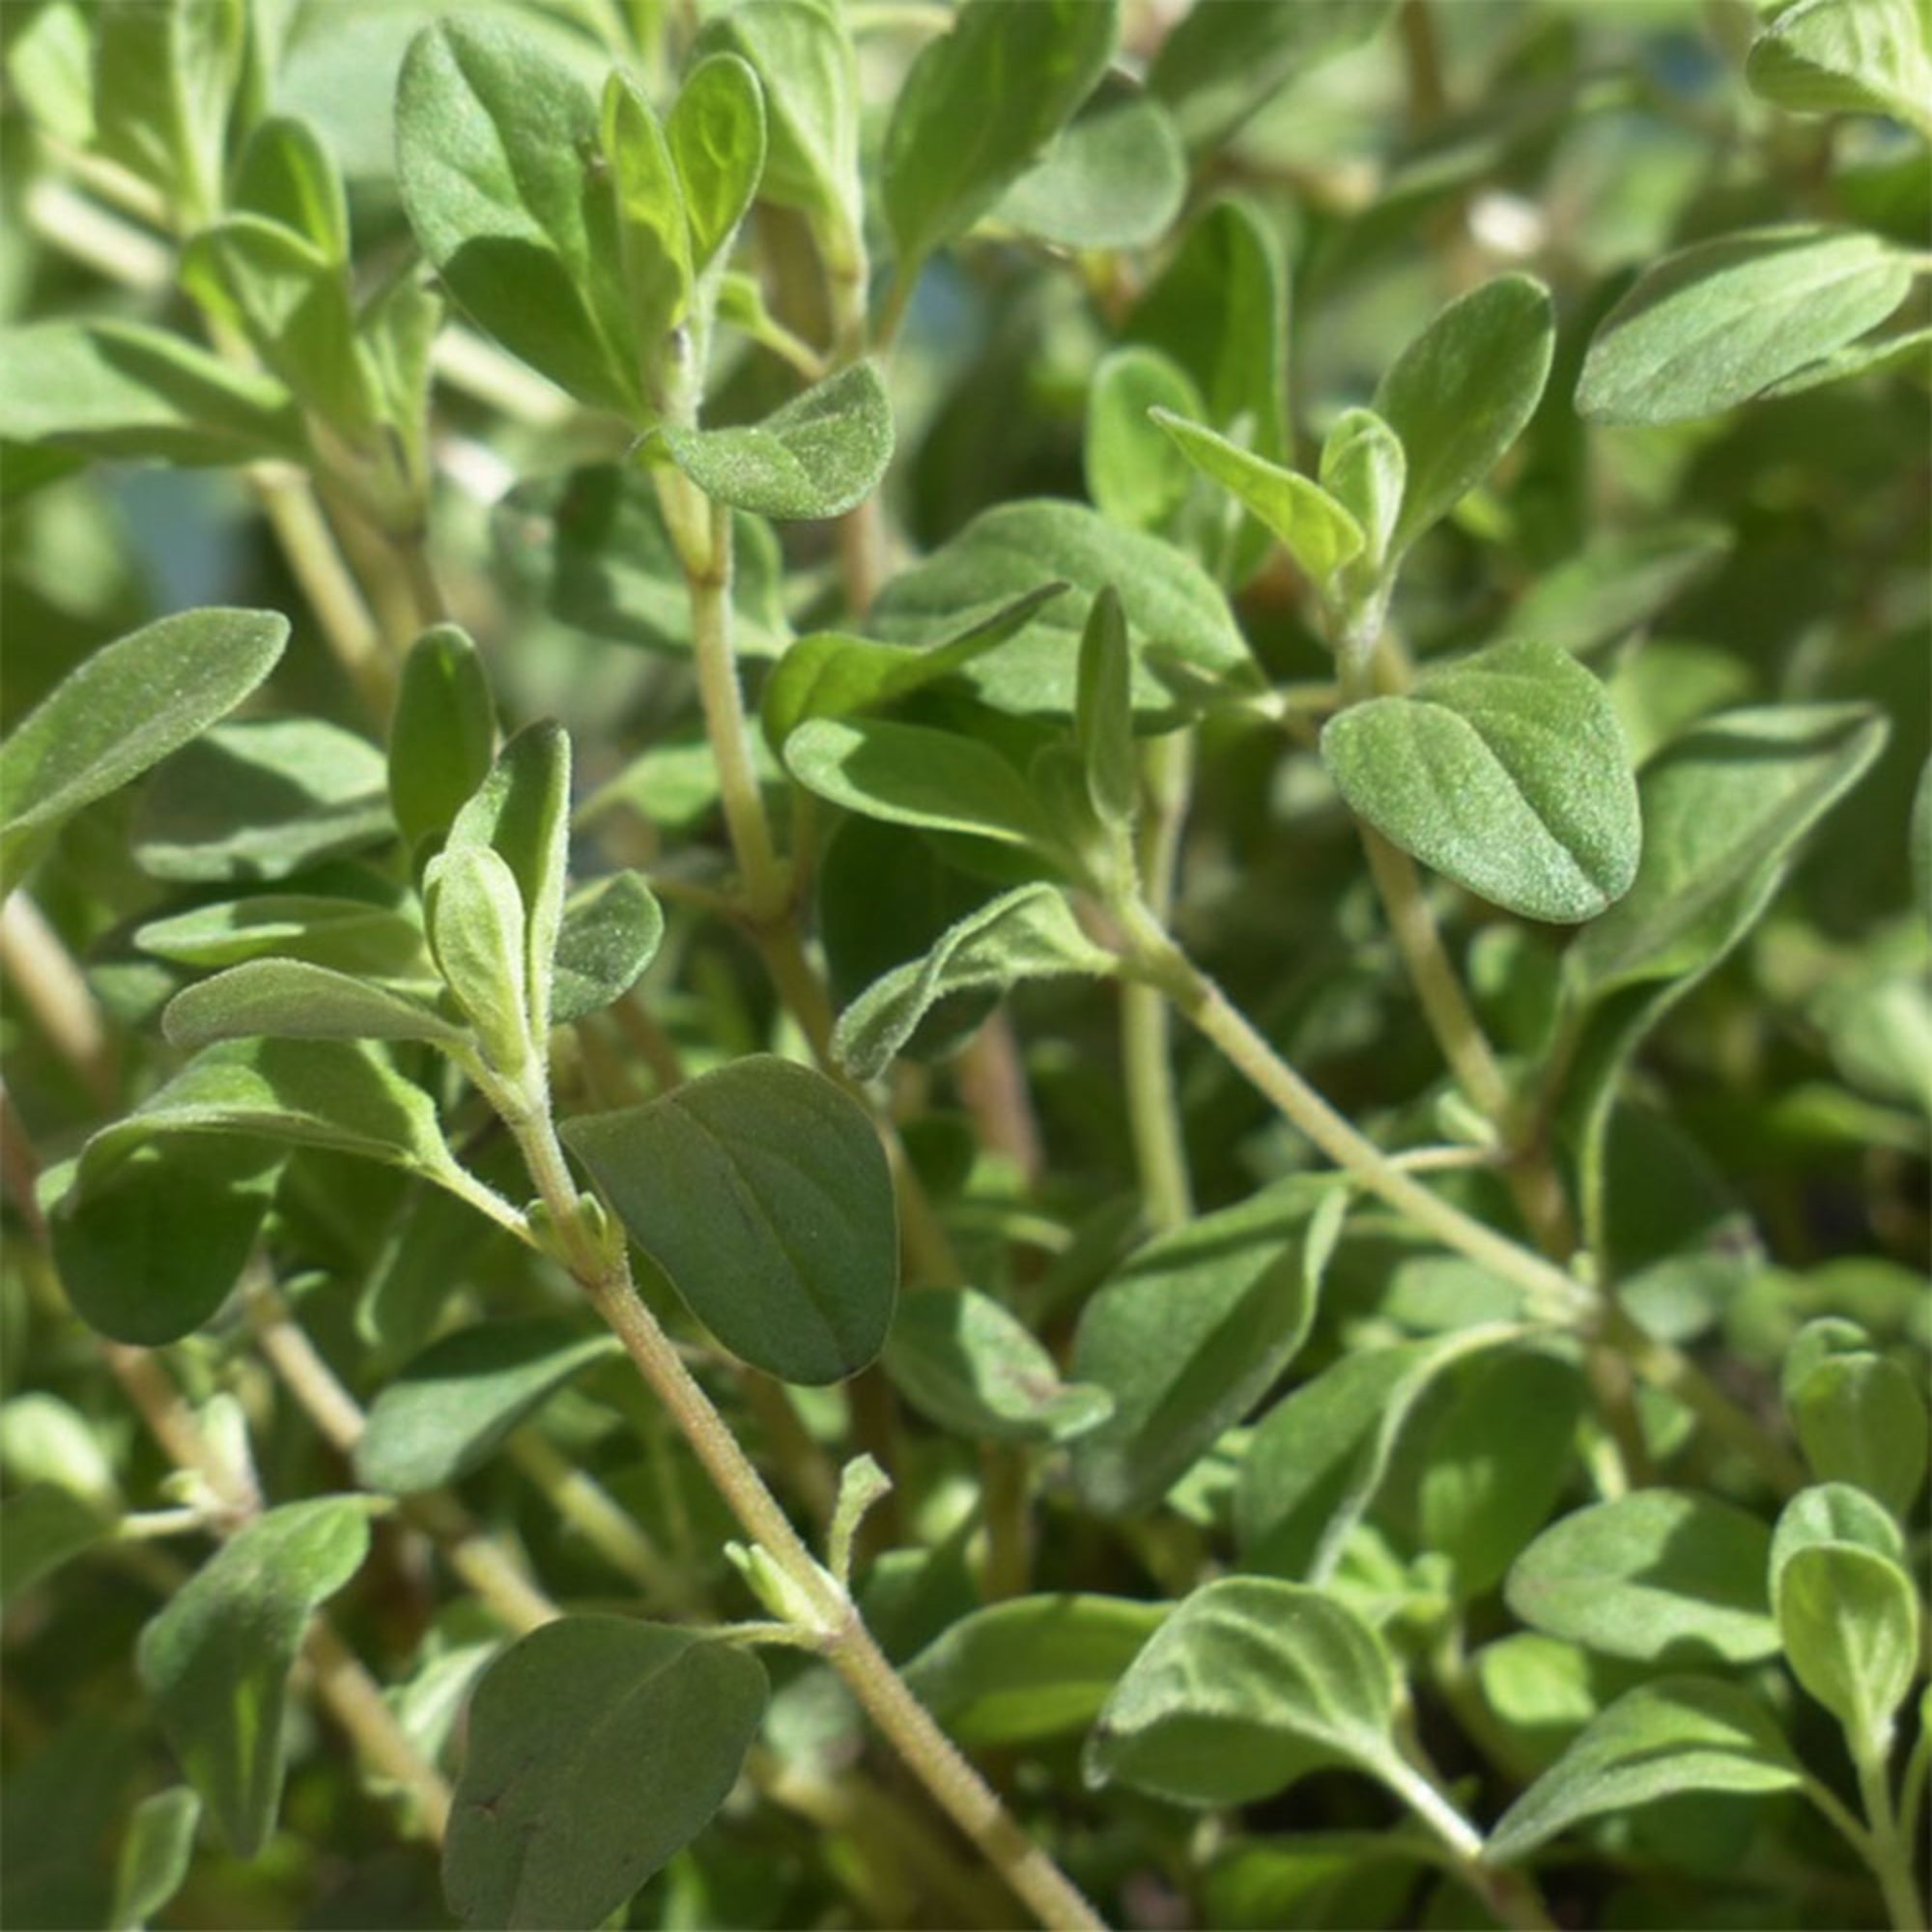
xmin=110 ymin=1786 xmax=202 ymax=1932
xmin=135 ymin=894 xmax=425 ymax=977
xmin=997 ymin=84 xmax=1186 ymax=249
xmin=1085 ymin=347 xmax=1203 ymax=533
xmin=162 ymin=958 xmax=464 ymax=1051
xmin=0 ymin=1484 xmax=110 ymax=1608
xmin=552 ymin=873 xmax=665 ymax=1024
xmin=389 ymin=625 xmax=497 ymax=856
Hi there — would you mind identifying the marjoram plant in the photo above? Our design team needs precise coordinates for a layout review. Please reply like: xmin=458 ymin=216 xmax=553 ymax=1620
xmin=1 ymin=1 xmax=1928 ymax=1928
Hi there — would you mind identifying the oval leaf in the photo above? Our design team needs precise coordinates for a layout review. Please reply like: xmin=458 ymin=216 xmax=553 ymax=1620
xmin=551 ymin=872 xmax=666 ymax=1025
xmin=162 ymin=958 xmax=465 ymax=1052
xmin=1776 ymin=1544 xmax=1920 ymax=1741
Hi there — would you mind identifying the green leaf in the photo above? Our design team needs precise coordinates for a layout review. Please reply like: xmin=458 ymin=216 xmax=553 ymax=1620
xmin=0 ymin=607 xmax=287 ymax=894
xmin=784 ymin=717 xmax=1051 ymax=851
xmin=135 ymin=895 xmax=425 ymax=977
xmin=1505 ymin=1492 xmax=1778 ymax=1664
xmin=233 ymin=114 xmax=349 ymax=259
xmin=871 ymin=499 xmax=1252 ymax=718
xmin=1577 ymin=227 xmax=1916 ymax=426
xmin=162 ymin=959 xmax=465 ymax=1052
xmin=884 ymin=1287 xmax=1114 ymax=1444
xmin=760 ymin=583 xmax=1066 ymax=756
xmin=388 ymin=625 xmax=497 ymax=855
xmin=833 ymin=883 xmax=1115 ymax=1081
xmin=1500 ymin=523 xmax=1733 ymax=657
xmin=1236 ymin=1324 xmax=1525 ymax=1581
xmin=1318 ymin=408 xmax=1406 ymax=575
xmin=1085 ymin=347 xmax=1203 ymax=533
xmin=0 ymin=320 xmax=305 ymax=468
xmin=0 ymin=1484 xmax=111 ymax=1608
xmin=443 ymin=1616 xmax=767 ymax=1931
xmin=395 ymin=16 xmax=642 ymax=416
xmin=46 ymin=1139 xmax=282 ymax=1345
xmin=996 ymin=84 xmax=1186 ymax=249
xmin=1772 ymin=1484 xmax=1905 ymax=1590
xmin=560 ymin=1056 xmax=898 ymax=1384
xmin=425 ymin=845 xmax=533 ymax=1074
xmin=1782 ymin=1323 xmax=1929 ymax=1517
xmin=354 ymin=1320 xmax=623 ymax=1494
xmin=1087 ymin=1577 xmax=1403 ymax=1806
xmin=552 ymin=873 xmax=665 ymax=1025
xmin=1152 ymin=409 xmax=1366 ymax=586
xmin=1075 ymin=587 xmax=1138 ymax=826
xmin=1747 ymin=0 xmax=1932 ymax=129
xmin=1070 ymin=1180 xmax=1341 ymax=1518
xmin=1569 ymin=705 xmax=1889 ymax=1004
xmin=109 ymin=1786 xmax=202 ymax=1932
xmin=1759 ymin=320 xmax=1932 ymax=398
xmin=131 ymin=717 xmax=392 ymax=884
xmin=1321 ymin=639 xmax=1640 ymax=923
xmin=657 ymin=361 xmax=894 ymax=521
xmin=1776 ymin=1544 xmax=1920 ymax=1741
xmin=600 ymin=71 xmax=693 ymax=354
xmin=137 ymin=1496 xmax=377 ymax=1856
xmin=668 ymin=53 xmax=766 ymax=275
xmin=882 ymin=0 xmax=1117 ymax=270
xmin=1373 ymin=273 xmax=1555 ymax=561
xmin=1913 ymin=756 xmax=1932 ymax=927
xmin=1486 ymin=1677 xmax=1804 ymax=1865
xmin=904 ymin=1595 xmax=1166 ymax=1745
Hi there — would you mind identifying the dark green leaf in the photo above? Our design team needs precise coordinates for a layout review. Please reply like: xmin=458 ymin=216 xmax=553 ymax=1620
xmin=355 ymin=1320 xmax=623 ymax=1494
xmin=552 ymin=873 xmax=665 ymax=1024
xmin=162 ymin=959 xmax=465 ymax=1051
xmin=137 ymin=1496 xmax=377 ymax=1856
xmin=0 ymin=608 xmax=287 ymax=893
xmin=0 ymin=1484 xmax=110 ymax=1608
xmin=1776 ymin=1544 xmax=1919 ymax=1740
xmin=444 ymin=1616 xmax=767 ymax=1931
xmin=1321 ymin=639 xmax=1640 ymax=923
xmin=1500 ymin=524 xmax=1733 ymax=657
xmin=1747 ymin=0 xmax=1932 ymax=129
xmin=668 ymin=53 xmax=766 ymax=274
xmin=389 ymin=625 xmax=497 ymax=855
xmin=110 ymin=1786 xmax=202 ymax=1932
xmin=1075 ymin=587 xmax=1137 ymax=825
xmin=997 ymin=84 xmax=1186 ymax=249
xmin=561 ymin=1056 xmax=898 ymax=1384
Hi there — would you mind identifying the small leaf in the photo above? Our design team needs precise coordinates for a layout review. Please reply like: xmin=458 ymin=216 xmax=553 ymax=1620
xmin=882 ymin=0 xmax=1117 ymax=269
xmin=1071 ymin=1180 xmax=1340 ymax=1518
xmin=996 ymin=84 xmax=1186 ymax=250
xmin=1085 ymin=347 xmax=1203 ymax=533
xmin=1771 ymin=1484 xmax=1905 ymax=1589
xmin=91 ymin=0 xmax=244 ymax=223
xmin=233 ymin=115 xmax=348 ymax=259
xmin=137 ymin=1496 xmax=377 ymax=1856
xmin=110 ymin=1786 xmax=201 ymax=1932
xmin=832 ymin=884 xmax=1115 ymax=1081
xmin=1747 ymin=0 xmax=1932 ymax=129
xmin=425 ymin=846 xmax=532 ymax=1074
xmin=354 ymin=1320 xmax=623 ymax=1494
xmin=657 ymin=360 xmax=894 ymax=521
xmin=1152 ymin=410 xmax=1365 ymax=586
xmin=1318 ymin=408 xmax=1406 ymax=574
xmin=444 ymin=1616 xmax=767 ymax=1931
xmin=1487 ymin=1677 xmax=1804 ymax=1864
xmin=1577 ymin=227 xmax=1916 ymax=425
xmin=0 ymin=1484 xmax=111 ymax=1608
xmin=561 ymin=1056 xmax=898 ymax=1384
xmin=1505 ymin=1492 xmax=1778 ymax=1664
xmin=1087 ymin=1577 xmax=1403 ymax=1806
xmin=0 ymin=607 xmax=287 ymax=893
xmin=885 ymin=1287 xmax=1114 ymax=1443
xmin=600 ymin=71 xmax=692 ymax=353
xmin=1782 ymin=1321 xmax=1930 ymax=1517
xmin=904 ymin=1595 xmax=1166 ymax=1745
xmin=135 ymin=895 xmax=425 ymax=977
xmin=1373 ymin=273 xmax=1555 ymax=560
xmin=389 ymin=625 xmax=497 ymax=856
xmin=1075 ymin=587 xmax=1138 ymax=826
xmin=1321 ymin=638 xmax=1640 ymax=923
xmin=162 ymin=959 xmax=465 ymax=1052
xmin=1776 ymin=1545 xmax=1920 ymax=1742
xmin=668 ymin=53 xmax=766 ymax=275
xmin=1500 ymin=523 xmax=1733 ymax=657
xmin=551 ymin=873 xmax=665 ymax=1025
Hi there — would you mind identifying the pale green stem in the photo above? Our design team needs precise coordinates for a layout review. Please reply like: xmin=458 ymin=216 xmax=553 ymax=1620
xmin=505 ymin=1426 xmax=691 ymax=1610
xmin=1857 ymin=1740 xmax=1929 ymax=1931
xmin=1901 ymin=1727 xmax=1931 ymax=1850
xmin=302 ymin=1620 xmax=454 ymax=1841
xmin=1377 ymin=1755 xmax=1553 ymax=1932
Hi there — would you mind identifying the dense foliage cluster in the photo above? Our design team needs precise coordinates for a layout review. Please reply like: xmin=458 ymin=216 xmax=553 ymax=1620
xmin=1 ymin=1 xmax=1927 ymax=1928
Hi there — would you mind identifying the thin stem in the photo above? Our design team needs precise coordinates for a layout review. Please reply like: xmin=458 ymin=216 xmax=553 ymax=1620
xmin=1857 ymin=1741 xmax=1929 ymax=1931
xmin=1379 ymin=1756 xmax=1552 ymax=1932
xmin=301 ymin=1621 xmax=454 ymax=1841
xmin=0 ymin=895 xmax=116 ymax=1104
xmin=980 ymin=1443 xmax=1033 ymax=1601
xmin=1901 ymin=1726 xmax=1930 ymax=1852
xmin=505 ymin=1426 xmax=692 ymax=1608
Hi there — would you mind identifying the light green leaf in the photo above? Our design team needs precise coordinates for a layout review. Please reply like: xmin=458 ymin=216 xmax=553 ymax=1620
xmin=233 ymin=114 xmax=349 ymax=260
xmin=137 ymin=1496 xmax=378 ymax=1856
xmin=395 ymin=16 xmax=642 ymax=416
xmin=1071 ymin=1180 xmax=1341 ymax=1518
xmin=1760 ymin=321 xmax=1932 ymax=398
xmin=162 ymin=958 xmax=464 ymax=1052
xmin=0 ymin=320 xmax=303 ymax=469
xmin=425 ymin=845 xmax=532 ymax=1074
xmin=1505 ymin=1492 xmax=1778 ymax=1664
xmin=760 ymin=583 xmax=1066 ymax=756
xmin=1782 ymin=1322 xmax=1929 ymax=1517
xmin=552 ymin=872 xmax=665 ymax=1025
xmin=1318 ymin=408 xmax=1406 ymax=574
xmin=0 ymin=1484 xmax=111 ymax=1609
xmin=1152 ymin=409 xmax=1365 ymax=586
xmin=354 ymin=1320 xmax=622 ymax=1494
xmin=109 ymin=1786 xmax=201 ymax=1932
xmin=885 ymin=1287 xmax=1114 ymax=1444
xmin=657 ymin=360 xmax=893 ymax=521
xmin=996 ymin=83 xmax=1186 ymax=249
xmin=785 ymin=717 xmax=1051 ymax=851
xmin=1776 ymin=1544 xmax=1920 ymax=1741
xmin=131 ymin=717 xmax=391 ymax=884
xmin=1087 ymin=1577 xmax=1403 ymax=1805
xmin=1374 ymin=273 xmax=1555 ymax=561
xmin=1487 ymin=1677 xmax=1804 ymax=1864
xmin=1912 ymin=756 xmax=1932 ymax=928
xmin=872 ymin=499 xmax=1252 ymax=717
xmin=1771 ymin=1484 xmax=1905 ymax=1589
xmin=833 ymin=885 xmax=1114 ymax=1081
xmin=560 ymin=1056 xmax=898 ymax=1384
xmin=443 ymin=1616 xmax=767 ymax=1931
xmin=0 ymin=607 xmax=287 ymax=894
xmin=1075 ymin=587 xmax=1138 ymax=826
xmin=1321 ymin=638 xmax=1640 ymax=923
xmin=1577 ymin=227 xmax=1916 ymax=425
xmin=1747 ymin=0 xmax=1932 ymax=129
xmin=882 ymin=0 xmax=1117 ymax=270
xmin=389 ymin=624 xmax=497 ymax=856
xmin=1501 ymin=523 xmax=1733 ymax=657
xmin=5 ymin=0 xmax=95 ymax=149
xmin=668 ymin=53 xmax=766 ymax=275
xmin=135 ymin=895 xmax=425 ymax=977
xmin=1085 ymin=347 xmax=1203 ymax=533
xmin=905 ymin=1595 xmax=1166 ymax=1745
xmin=600 ymin=71 xmax=693 ymax=354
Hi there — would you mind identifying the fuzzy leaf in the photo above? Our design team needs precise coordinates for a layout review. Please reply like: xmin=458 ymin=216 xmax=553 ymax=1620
xmin=162 ymin=958 xmax=463 ymax=1052
xmin=668 ymin=53 xmax=766 ymax=274
xmin=997 ymin=84 xmax=1186 ymax=249
xmin=600 ymin=71 xmax=692 ymax=352
xmin=1784 ymin=1329 xmax=1930 ymax=1518
xmin=1085 ymin=347 xmax=1203 ymax=533
xmin=1318 ymin=408 xmax=1406 ymax=573
xmin=425 ymin=845 xmax=532 ymax=1073
xmin=551 ymin=873 xmax=665 ymax=1025
xmin=1075 ymin=587 xmax=1137 ymax=825
xmin=1776 ymin=1545 xmax=1919 ymax=1741
xmin=389 ymin=625 xmax=497 ymax=856
xmin=1747 ymin=0 xmax=1932 ymax=128
xmin=134 ymin=895 xmax=424 ymax=976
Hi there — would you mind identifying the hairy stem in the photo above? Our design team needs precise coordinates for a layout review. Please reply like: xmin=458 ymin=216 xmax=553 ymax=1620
xmin=1857 ymin=1743 xmax=1928 ymax=1932
xmin=301 ymin=1621 xmax=454 ymax=1840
